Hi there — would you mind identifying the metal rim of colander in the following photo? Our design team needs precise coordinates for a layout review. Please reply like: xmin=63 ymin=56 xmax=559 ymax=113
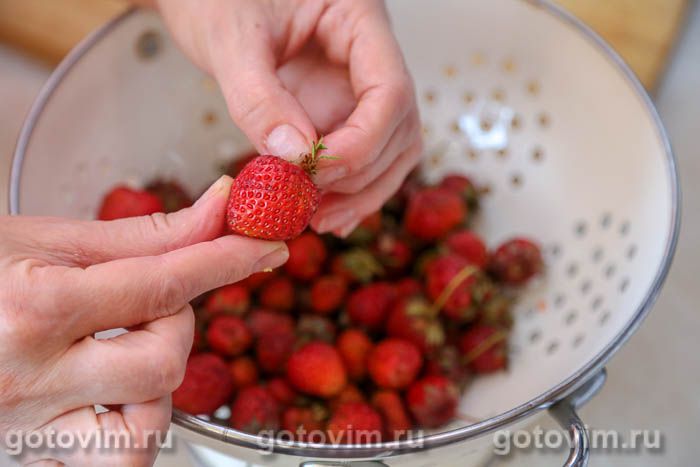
xmin=9 ymin=0 xmax=680 ymax=459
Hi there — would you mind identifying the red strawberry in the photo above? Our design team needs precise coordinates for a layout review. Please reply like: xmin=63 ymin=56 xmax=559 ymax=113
xmin=205 ymin=284 xmax=250 ymax=316
xmin=373 ymin=233 xmax=412 ymax=274
xmin=310 ymin=275 xmax=348 ymax=315
xmin=259 ymin=276 xmax=295 ymax=312
xmin=282 ymin=407 xmax=325 ymax=439
xmin=347 ymin=282 xmax=396 ymax=330
xmin=246 ymin=308 xmax=294 ymax=339
xmin=394 ymin=277 xmax=422 ymax=297
xmin=488 ymin=237 xmax=543 ymax=285
xmin=386 ymin=296 xmax=445 ymax=353
xmin=206 ymin=315 xmax=253 ymax=357
xmin=368 ymin=339 xmax=423 ymax=390
xmin=425 ymin=255 xmax=479 ymax=322
xmin=268 ymin=378 xmax=298 ymax=406
xmin=371 ymin=390 xmax=412 ymax=440
xmin=173 ymin=353 xmax=234 ymax=415
xmin=287 ymin=341 xmax=348 ymax=398
xmin=226 ymin=140 xmax=330 ymax=240
xmin=97 ymin=185 xmax=163 ymax=220
xmin=224 ymin=150 xmax=257 ymax=178
xmin=458 ymin=325 xmax=508 ymax=373
xmin=439 ymin=174 xmax=480 ymax=211
xmin=347 ymin=211 xmax=383 ymax=245
xmin=296 ymin=314 xmax=337 ymax=344
xmin=406 ymin=375 xmax=459 ymax=428
xmin=285 ymin=232 xmax=328 ymax=280
xmin=405 ymin=187 xmax=466 ymax=240
xmin=230 ymin=385 xmax=281 ymax=434
xmin=229 ymin=356 xmax=259 ymax=389
xmin=145 ymin=179 xmax=192 ymax=213
xmin=240 ymin=269 xmax=277 ymax=291
xmin=445 ymin=230 xmax=488 ymax=268
xmin=331 ymin=249 xmax=384 ymax=284
xmin=425 ymin=346 xmax=470 ymax=389
xmin=329 ymin=384 xmax=366 ymax=412
xmin=327 ymin=402 xmax=383 ymax=444
xmin=336 ymin=329 xmax=373 ymax=381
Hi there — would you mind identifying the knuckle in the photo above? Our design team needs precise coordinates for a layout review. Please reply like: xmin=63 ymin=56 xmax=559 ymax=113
xmin=153 ymin=269 xmax=187 ymax=315
xmin=151 ymin=347 xmax=187 ymax=393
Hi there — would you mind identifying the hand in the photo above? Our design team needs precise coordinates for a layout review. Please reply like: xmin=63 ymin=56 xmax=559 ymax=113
xmin=0 ymin=177 xmax=288 ymax=466
xmin=148 ymin=0 xmax=423 ymax=236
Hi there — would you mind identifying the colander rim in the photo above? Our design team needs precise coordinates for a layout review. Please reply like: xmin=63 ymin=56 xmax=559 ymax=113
xmin=9 ymin=0 xmax=681 ymax=459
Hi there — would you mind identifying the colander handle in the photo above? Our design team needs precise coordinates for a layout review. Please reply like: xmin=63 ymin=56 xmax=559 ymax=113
xmin=549 ymin=369 xmax=607 ymax=467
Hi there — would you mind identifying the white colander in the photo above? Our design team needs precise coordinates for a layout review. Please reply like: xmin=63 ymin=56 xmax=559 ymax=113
xmin=10 ymin=0 xmax=679 ymax=466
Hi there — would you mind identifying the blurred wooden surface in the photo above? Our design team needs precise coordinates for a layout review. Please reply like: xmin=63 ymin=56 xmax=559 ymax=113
xmin=0 ymin=0 xmax=691 ymax=89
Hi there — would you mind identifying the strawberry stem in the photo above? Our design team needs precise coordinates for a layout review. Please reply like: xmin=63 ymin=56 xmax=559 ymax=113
xmin=428 ymin=264 xmax=479 ymax=318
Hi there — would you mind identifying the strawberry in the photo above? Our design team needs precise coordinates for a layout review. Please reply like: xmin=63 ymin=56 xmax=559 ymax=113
xmin=296 ymin=314 xmax=337 ymax=344
xmin=285 ymin=232 xmax=328 ymax=280
xmin=224 ymin=150 xmax=257 ymax=178
xmin=309 ymin=275 xmax=348 ymax=315
xmin=240 ymin=269 xmax=277 ymax=291
xmin=445 ymin=230 xmax=488 ymax=268
xmin=173 ymin=353 xmax=234 ymax=415
xmin=347 ymin=211 xmax=383 ymax=245
xmin=331 ymin=249 xmax=384 ymax=284
xmin=371 ymin=390 xmax=412 ymax=440
xmin=405 ymin=187 xmax=466 ymax=240
xmin=226 ymin=140 xmax=331 ymax=240
xmin=229 ymin=356 xmax=259 ymax=389
xmin=205 ymin=284 xmax=250 ymax=316
xmin=368 ymin=339 xmax=423 ymax=390
xmin=282 ymin=407 xmax=325 ymax=439
xmin=206 ymin=315 xmax=253 ymax=357
xmin=347 ymin=282 xmax=396 ymax=330
xmin=246 ymin=308 xmax=294 ymax=339
xmin=394 ymin=277 xmax=422 ymax=297
xmin=287 ymin=341 xmax=347 ymax=398
xmin=406 ymin=375 xmax=459 ymax=428
xmin=336 ymin=329 xmax=373 ymax=381
xmin=145 ymin=179 xmax=192 ymax=213
xmin=425 ymin=346 xmax=470 ymax=389
xmin=373 ymin=233 xmax=412 ymax=274
xmin=329 ymin=385 xmax=366 ymax=412
xmin=97 ymin=185 xmax=163 ymax=220
xmin=386 ymin=296 xmax=445 ymax=353
xmin=439 ymin=174 xmax=480 ymax=211
xmin=488 ymin=237 xmax=543 ymax=285
xmin=230 ymin=385 xmax=281 ymax=434
xmin=327 ymin=402 xmax=384 ymax=444
xmin=458 ymin=325 xmax=508 ymax=373
xmin=425 ymin=255 xmax=479 ymax=322
xmin=259 ymin=276 xmax=295 ymax=312
xmin=246 ymin=309 xmax=296 ymax=373
xmin=478 ymin=294 xmax=514 ymax=329
xmin=268 ymin=378 xmax=298 ymax=406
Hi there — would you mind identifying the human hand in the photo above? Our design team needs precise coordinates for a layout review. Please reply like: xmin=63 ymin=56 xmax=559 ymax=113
xmin=146 ymin=0 xmax=423 ymax=236
xmin=0 ymin=177 xmax=287 ymax=466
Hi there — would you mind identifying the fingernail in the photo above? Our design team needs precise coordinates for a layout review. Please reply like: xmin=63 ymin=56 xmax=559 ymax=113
xmin=265 ymin=124 xmax=309 ymax=161
xmin=314 ymin=165 xmax=349 ymax=186
xmin=253 ymin=245 xmax=289 ymax=272
xmin=316 ymin=209 xmax=357 ymax=234
xmin=194 ymin=176 xmax=230 ymax=207
xmin=336 ymin=218 xmax=362 ymax=238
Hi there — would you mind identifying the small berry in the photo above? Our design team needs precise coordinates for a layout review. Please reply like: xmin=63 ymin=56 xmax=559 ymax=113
xmin=331 ymin=249 xmax=385 ymax=284
xmin=329 ymin=384 xmax=366 ymax=412
xmin=371 ymin=390 xmax=412 ymax=440
xmin=145 ymin=179 xmax=192 ymax=213
xmin=206 ymin=315 xmax=253 ymax=357
xmin=336 ymin=329 xmax=373 ymax=381
xmin=229 ymin=356 xmax=259 ymax=389
xmin=488 ymin=237 xmax=543 ymax=285
xmin=347 ymin=211 xmax=383 ymax=245
xmin=425 ymin=255 xmax=479 ymax=322
xmin=406 ymin=375 xmax=459 ymax=428
xmin=230 ymin=385 xmax=281 ymax=434
xmin=445 ymin=230 xmax=488 ymax=268
xmin=296 ymin=314 xmax=337 ymax=344
xmin=285 ymin=232 xmax=328 ymax=281
xmin=405 ymin=187 xmax=466 ymax=240
xmin=368 ymin=339 xmax=423 ymax=390
xmin=98 ymin=185 xmax=163 ymax=220
xmin=282 ymin=407 xmax=325 ymax=439
xmin=386 ymin=296 xmax=445 ymax=353
xmin=267 ymin=378 xmax=298 ymax=406
xmin=373 ymin=233 xmax=412 ymax=274
xmin=347 ymin=282 xmax=396 ymax=330
xmin=458 ymin=325 xmax=508 ymax=373
xmin=173 ymin=353 xmax=234 ymax=415
xmin=439 ymin=174 xmax=480 ymax=211
xmin=259 ymin=276 xmax=295 ymax=312
xmin=287 ymin=341 xmax=348 ymax=398
xmin=326 ymin=402 xmax=384 ymax=444
xmin=310 ymin=275 xmax=348 ymax=315
xmin=205 ymin=284 xmax=250 ymax=316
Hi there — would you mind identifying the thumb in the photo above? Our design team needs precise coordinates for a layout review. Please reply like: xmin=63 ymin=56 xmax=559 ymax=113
xmin=210 ymin=33 xmax=317 ymax=160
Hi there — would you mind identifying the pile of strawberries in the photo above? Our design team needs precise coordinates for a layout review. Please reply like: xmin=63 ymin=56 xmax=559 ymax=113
xmin=97 ymin=152 xmax=542 ymax=444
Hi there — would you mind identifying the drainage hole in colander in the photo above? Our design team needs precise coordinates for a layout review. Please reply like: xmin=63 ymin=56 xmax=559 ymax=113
xmin=546 ymin=341 xmax=559 ymax=355
xmin=592 ymin=247 xmax=604 ymax=263
xmin=537 ymin=112 xmax=551 ymax=128
xmin=135 ymin=30 xmax=162 ymax=60
xmin=574 ymin=221 xmax=587 ymax=237
xmin=510 ymin=173 xmax=523 ymax=188
xmin=548 ymin=243 xmax=561 ymax=258
xmin=619 ymin=277 xmax=630 ymax=293
xmin=572 ymin=334 xmax=585 ymax=348
xmin=502 ymin=57 xmax=517 ymax=73
xmin=526 ymin=80 xmax=540 ymax=96
xmin=492 ymin=89 xmax=506 ymax=102
xmin=566 ymin=262 xmax=579 ymax=278
xmin=511 ymin=114 xmax=522 ymax=130
xmin=421 ymin=124 xmax=431 ymax=137
xmin=599 ymin=311 xmax=611 ymax=325
xmin=424 ymin=90 xmax=437 ymax=104
xmin=601 ymin=212 xmax=612 ymax=229
xmin=620 ymin=221 xmax=631 ymax=236
xmin=471 ymin=52 xmax=486 ymax=66
xmin=604 ymin=264 xmax=616 ymax=278
xmin=466 ymin=148 xmax=479 ymax=160
xmin=554 ymin=293 xmax=566 ymax=308
xmin=463 ymin=91 xmax=475 ymax=104
xmin=450 ymin=120 xmax=461 ymax=135
xmin=529 ymin=329 xmax=542 ymax=343
xmin=443 ymin=64 xmax=458 ymax=78
xmin=532 ymin=146 xmax=545 ymax=162
xmin=591 ymin=295 xmax=604 ymax=311
xmin=202 ymin=111 xmax=218 ymax=127
xmin=564 ymin=310 xmax=578 ymax=326
xmin=627 ymin=244 xmax=638 ymax=260
xmin=496 ymin=148 xmax=509 ymax=159
xmin=580 ymin=280 xmax=592 ymax=295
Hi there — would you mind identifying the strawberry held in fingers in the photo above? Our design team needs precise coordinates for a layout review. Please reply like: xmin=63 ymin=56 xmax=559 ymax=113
xmin=226 ymin=140 xmax=333 ymax=241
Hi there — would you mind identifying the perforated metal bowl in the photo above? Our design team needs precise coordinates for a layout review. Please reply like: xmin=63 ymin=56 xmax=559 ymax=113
xmin=10 ymin=0 xmax=679 ymax=466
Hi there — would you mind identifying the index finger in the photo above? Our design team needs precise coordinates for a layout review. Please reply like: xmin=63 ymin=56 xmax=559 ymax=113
xmin=314 ymin=1 xmax=414 ymax=185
